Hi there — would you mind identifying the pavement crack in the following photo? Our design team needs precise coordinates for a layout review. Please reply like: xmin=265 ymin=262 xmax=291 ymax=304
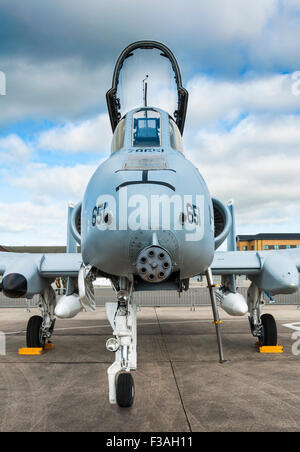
xmin=154 ymin=307 xmax=192 ymax=433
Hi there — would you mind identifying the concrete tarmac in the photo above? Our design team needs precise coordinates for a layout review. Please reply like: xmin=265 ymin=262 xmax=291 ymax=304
xmin=0 ymin=305 xmax=300 ymax=432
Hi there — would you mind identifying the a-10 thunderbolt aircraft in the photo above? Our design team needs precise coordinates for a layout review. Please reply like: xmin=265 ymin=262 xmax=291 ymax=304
xmin=1 ymin=41 xmax=300 ymax=408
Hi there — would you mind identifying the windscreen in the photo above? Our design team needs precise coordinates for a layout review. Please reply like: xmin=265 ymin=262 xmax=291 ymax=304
xmin=118 ymin=48 xmax=177 ymax=118
xmin=132 ymin=109 xmax=161 ymax=147
xmin=107 ymin=41 xmax=188 ymax=134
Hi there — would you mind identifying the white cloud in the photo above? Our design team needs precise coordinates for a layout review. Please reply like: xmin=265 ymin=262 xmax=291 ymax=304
xmin=0 ymin=134 xmax=31 ymax=163
xmin=190 ymin=114 xmax=300 ymax=162
xmin=187 ymin=114 xmax=300 ymax=226
xmin=0 ymin=201 xmax=67 ymax=245
xmin=186 ymin=73 xmax=300 ymax=128
xmin=0 ymin=0 xmax=289 ymax=129
xmin=9 ymin=163 xmax=98 ymax=203
xmin=0 ymin=162 xmax=101 ymax=245
xmin=0 ymin=57 xmax=112 ymax=124
xmin=1 ymin=0 xmax=277 ymax=55
xmin=38 ymin=113 xmax=112 ymax=153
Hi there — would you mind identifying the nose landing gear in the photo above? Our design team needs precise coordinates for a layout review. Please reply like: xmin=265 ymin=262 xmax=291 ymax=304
xmin=106 ymin=283 xmax=137 ymax=408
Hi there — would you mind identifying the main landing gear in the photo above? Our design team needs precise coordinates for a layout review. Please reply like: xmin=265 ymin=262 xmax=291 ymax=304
xmin=247 ymin=282 xmax=278 ymax=346
xmin=26 ymin=286 xmax=56 ymax=349
xmin=205 ymin=272 xmax=279 ymax=360
xmin=106 ymin=279 xmax=137 ymax=408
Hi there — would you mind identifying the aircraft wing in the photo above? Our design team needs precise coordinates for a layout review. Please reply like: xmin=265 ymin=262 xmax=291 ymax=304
xmin=211 ymin=249 xmax=300 ymax=295
xmin=0 ymin=252 xmax=82 ymax=277
xmin=212 ymin=251 xmax=261 ymax=275
xmin=0 ymin=252 xmax=83 ymax=298
xmin=212 ymin=249 xmax=300 ymax=274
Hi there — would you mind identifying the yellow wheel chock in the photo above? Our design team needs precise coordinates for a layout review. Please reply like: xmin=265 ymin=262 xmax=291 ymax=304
xmin=18 ymin=347 xmax=44 ymax=355
xmin=18 ymin=342 xmax=55 ymax=355
xmin=256 ymin=342 xmax=283 ymax=354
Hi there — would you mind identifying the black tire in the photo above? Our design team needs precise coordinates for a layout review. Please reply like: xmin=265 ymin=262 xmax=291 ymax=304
xmin=26 ymin=316 xmax=45 ymax=348
xmin=261 ymin=314 xmax=277 ymax=346
xmin=116 ymin=372 xmax=135 ymax=408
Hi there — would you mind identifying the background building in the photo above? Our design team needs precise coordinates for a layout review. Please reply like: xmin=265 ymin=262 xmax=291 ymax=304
xmin=0 ymin=246 xmax=80 ymax=253
xmin=2 ymin=246 xmax=66 ymax=253
xmin=236 ymin=234 xmax=300 ymax=251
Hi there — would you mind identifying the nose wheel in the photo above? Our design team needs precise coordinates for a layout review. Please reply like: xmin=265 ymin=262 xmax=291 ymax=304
xmin=116 ymin=372 xmax=135 ymax=408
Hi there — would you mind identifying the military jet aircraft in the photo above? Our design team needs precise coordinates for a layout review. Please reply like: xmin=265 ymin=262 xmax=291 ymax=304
xmin=1 ymin=41 xmax=299 ymax=408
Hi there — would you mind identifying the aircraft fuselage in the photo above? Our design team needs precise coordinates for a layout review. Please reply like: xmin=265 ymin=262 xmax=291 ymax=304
xmin=81 ymin=108 xmax=215 ymax=287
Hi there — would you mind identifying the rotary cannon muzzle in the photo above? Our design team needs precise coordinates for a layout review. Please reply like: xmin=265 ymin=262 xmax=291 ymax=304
xmin=136 ymin=245 xmax=172 ymax=283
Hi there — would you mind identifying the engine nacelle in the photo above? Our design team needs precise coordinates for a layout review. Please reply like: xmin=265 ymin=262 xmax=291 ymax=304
xmin=55 ymin=293 xmax=83 ymax=319
xmin=212 ymin=198 xmax=232 ymax=250
xmin=70 ymin=202 xmax=82 ymax=245
xmin=2 ymin=255 xmax=48 ymax=298
xmin=215 ymin=289 xmax=248 ymax=317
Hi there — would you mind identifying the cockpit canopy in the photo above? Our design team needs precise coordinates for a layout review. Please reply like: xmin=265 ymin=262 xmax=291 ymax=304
xmin=111 ymin=108 xmax=183 ymax=153
xmin=106 ymin=41 xmax=188 ymax=135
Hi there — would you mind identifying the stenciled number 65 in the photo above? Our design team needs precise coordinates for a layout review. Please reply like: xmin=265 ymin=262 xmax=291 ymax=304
xmin=186 ymin=203 xmax=200 ymax=226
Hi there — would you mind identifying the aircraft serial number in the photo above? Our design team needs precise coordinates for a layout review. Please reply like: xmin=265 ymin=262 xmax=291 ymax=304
xmin=92 ymin=202 xmax=107 ymax=226
xmin=186 ymin=203 xmax=200 ymax=226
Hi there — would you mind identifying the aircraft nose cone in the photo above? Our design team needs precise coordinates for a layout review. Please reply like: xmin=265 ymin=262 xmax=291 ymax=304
xmin=2 ymin=273 xmax=27 ymax=298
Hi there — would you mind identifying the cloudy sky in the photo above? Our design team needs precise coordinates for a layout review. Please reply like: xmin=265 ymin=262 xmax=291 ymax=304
xmin=0 ymin=0 xmax=300 ymax=245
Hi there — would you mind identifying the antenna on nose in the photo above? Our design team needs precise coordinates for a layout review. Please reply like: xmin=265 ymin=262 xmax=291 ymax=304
xmin=143 ymin=75 xmax=149 ymax=108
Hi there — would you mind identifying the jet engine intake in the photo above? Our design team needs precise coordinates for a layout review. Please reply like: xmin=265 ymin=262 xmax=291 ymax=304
xmin=2 ymin=255 xmax=48 ymax=298
xmin=2 ymin=273 xmax=27 ymax=298
xmin=212 ymin=198 xmax=232 ymax=250
xmin=70 ymin=202 xmax=81 ymax=245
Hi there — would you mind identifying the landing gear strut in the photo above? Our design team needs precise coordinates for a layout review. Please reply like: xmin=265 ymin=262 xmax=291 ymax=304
xmin=206 ymin=268 xmax=227 ymax=363
xmin=247 ymin=282 xmax=278 ymax=346
xmin=26 ymin=286 xmax=56 ymax=348
xmin=106 ymin=280 xmax=136 ymax=407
